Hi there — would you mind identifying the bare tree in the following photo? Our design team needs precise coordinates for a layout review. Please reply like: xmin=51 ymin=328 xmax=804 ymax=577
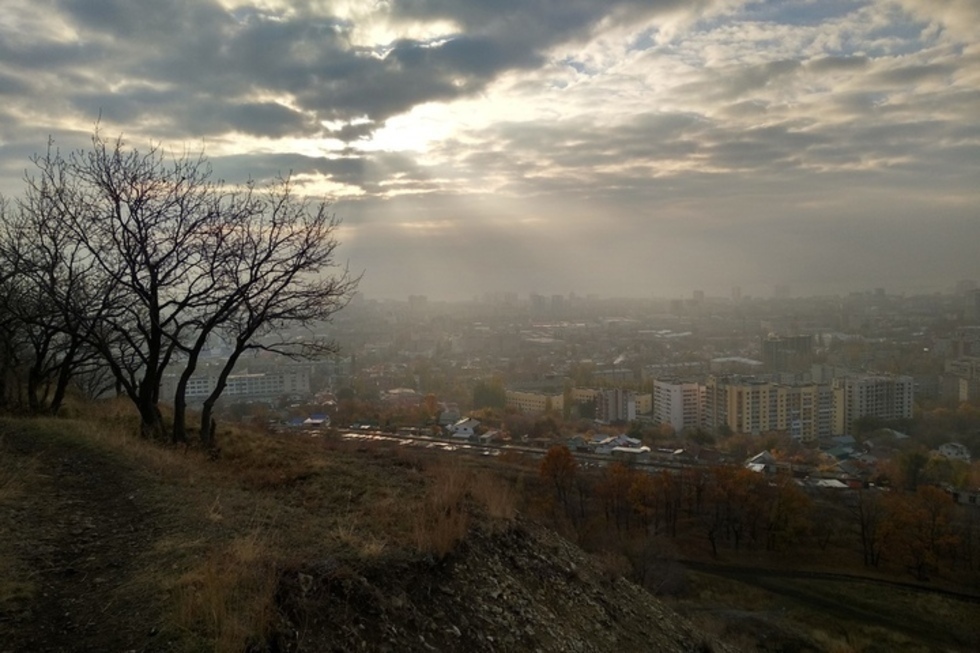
xmin=0 ymin=185 xmax=106 ymax=414
xmin=173 ymin=178 xmax=359 ymax=447
xmin=15 ymin=132 xmax=357 ymax=443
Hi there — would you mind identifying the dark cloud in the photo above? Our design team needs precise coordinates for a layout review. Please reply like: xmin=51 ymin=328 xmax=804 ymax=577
xmin=2 ymin=0 xmax=704 ymax=144
xmin=674 ymin=59 xmax=802 ymax=103
xmin=805 ymin=55 xmax=869 ymax=73
xmin=873 ymin=62 xmax=956 ymax=84
xmin=0 ymin=73 xmax=30 ymax=96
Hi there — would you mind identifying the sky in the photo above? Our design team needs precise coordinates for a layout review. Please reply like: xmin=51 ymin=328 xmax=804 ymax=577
xmin=0 ymin=0 xmax=978 ymax=301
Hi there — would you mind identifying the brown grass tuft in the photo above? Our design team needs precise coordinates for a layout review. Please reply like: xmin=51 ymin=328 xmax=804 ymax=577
xmin=469 ymin=471 xmax=518 ymax=523
xmin=413 ymin=460 xmax=471 ymax=557
xmin=172 ymin=529 xmax=279 ymax=653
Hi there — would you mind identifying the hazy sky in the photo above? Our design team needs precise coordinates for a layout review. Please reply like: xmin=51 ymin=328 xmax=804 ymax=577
xmin=1 ymin=0 xmax=978 ymax=300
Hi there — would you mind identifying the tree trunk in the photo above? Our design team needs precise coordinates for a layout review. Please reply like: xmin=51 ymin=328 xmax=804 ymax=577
xmin=48 ymin=342 xmax=79 ymax=415
xmin=27 ymin=365 xmax=41 ymax=414
xmin=200 ymin=400 xmax=217 ymax=449
xmin=172 ymin=393 xmax=189 ymax=444
xmin=137 ymin=391 xmax=164 ymax=440
xmin=171 ymin=360 xmax=196 ymax=445
xmin=199 ymin=343 xmax=247 ymax=449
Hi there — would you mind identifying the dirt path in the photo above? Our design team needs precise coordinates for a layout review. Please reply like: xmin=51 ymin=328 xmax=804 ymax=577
xmin=0 ymin=425 xmax=172 ymax=653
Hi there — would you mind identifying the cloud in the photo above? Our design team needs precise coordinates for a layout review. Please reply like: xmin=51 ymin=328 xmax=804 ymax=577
xmin=893 ymin=0 xmax=980 ymax=41
xmin=0 ymin=0 xmax=978 ymax=298
xmin=0 ymin=0 xmax=723 ymax=145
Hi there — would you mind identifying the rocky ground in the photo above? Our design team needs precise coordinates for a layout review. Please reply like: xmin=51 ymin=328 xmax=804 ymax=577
xmin=274 ymin=521 xmax=724 ymax=653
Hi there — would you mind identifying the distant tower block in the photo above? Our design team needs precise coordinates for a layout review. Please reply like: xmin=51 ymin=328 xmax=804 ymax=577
xmin=731 ymin=286 xmax=741 ymax=303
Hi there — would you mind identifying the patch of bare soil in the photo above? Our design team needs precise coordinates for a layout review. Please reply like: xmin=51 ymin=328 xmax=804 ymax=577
xmin=0 ymin=425 xmax=174 ymax=653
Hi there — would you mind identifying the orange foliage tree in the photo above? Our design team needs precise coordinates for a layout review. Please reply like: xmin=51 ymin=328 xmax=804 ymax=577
xmin=884 ymin=485 xmax=959 ymax=580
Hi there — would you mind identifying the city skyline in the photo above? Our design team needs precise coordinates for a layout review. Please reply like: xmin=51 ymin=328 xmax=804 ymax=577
xmin=1 ymin=0 xmax=978 ymax=300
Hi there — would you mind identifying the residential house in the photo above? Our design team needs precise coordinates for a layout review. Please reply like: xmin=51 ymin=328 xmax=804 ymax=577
xmin=936 ymin=442 xmax=972 ymax=463
xmin=450 ymin=418 xmax=481 ymax=439
xmin=745 ymin=450 xmax=777 ymax=474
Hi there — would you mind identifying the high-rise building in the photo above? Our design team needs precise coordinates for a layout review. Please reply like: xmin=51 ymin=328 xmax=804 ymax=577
xmin=967 ymin=289 xmax=980 ymax=323
xmin=596 ymin=388 xmax=636 ymax=423
xmin=955 ymin=279 xmax=977 ymax=296
xmin=653 ymin=379 xmax=703 ymax=433
xmin=703 ymin=376 xmax=832 ymax=442
xmin=550 ymin=294 xmax=565 ymax=314
xmin=832 ymin=375 xmax=914 ymax=434
xmin=762 ymin=334 xmax=814 ymax=372
xmin=942 ymin=357 xmax=980 ymax=403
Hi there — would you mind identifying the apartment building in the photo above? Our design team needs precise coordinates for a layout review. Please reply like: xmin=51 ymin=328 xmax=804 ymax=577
xmin=162 ymin=366 xmax=311 ymax=404
xmin=505 ymin=390 xmax=564 ymax=414
xmin=596 ymin=388 xmax=636 ymax=423
xmin=703 ymin=376 xmax=832 ymax=442
xmin=832 ymin=374 xmax=914 ymax=435
xmin=653 ymin=379 xmax=703 ymax=433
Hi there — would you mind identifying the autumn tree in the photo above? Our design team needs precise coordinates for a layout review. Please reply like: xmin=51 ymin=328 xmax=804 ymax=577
xmin=472 ymin=378 xmax=506 ymax=410
xmin=884 ymin=485 xmax=958 ymax=580
xmin=597 ymin=463 xmax=635 ymax=531
xmin=539 ymin=445 xmax=578 ymax=517
xmin=850 ymin=487 xmax=888 ymax=567
xmin=895 ymin=448 xmax=930 ymax=491
xmin=628 ymin=471 xmax=659 ymax=532
xmin=761 ymin=476 xmax=812 ymax=551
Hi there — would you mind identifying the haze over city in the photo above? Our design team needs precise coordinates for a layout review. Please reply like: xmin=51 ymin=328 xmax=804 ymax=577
xmin=0 ymin=0 xmax=978 ymax=299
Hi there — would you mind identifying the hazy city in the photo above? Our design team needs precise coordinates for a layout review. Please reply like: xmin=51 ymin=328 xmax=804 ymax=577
xmin=1 ymin=1 xmax=979 ymax=652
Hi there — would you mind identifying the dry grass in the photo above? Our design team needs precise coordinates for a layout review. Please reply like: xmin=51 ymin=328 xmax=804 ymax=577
xmin=413 ymin=460 xmax=471 ymax=556
xmin=171 ymin=529 xmax=280 ymax=653
xmin=411 ymin=460 xmax=521 ymax=555
xmin=470 ymin=470 xmax=519 ymax=522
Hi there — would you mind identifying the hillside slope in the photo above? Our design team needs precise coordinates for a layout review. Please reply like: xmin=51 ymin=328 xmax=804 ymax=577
xmin=0 ymin=418 xmax=726 ymax=652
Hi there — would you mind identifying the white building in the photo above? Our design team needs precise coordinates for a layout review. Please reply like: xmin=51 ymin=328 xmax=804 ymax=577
xmin=161 ymin=366 xmax=311 ymax=404
xmin=449 ymin=418 xmax=481 ymax=439
xmin=653 ymin=379 xmax=703 ymax=433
